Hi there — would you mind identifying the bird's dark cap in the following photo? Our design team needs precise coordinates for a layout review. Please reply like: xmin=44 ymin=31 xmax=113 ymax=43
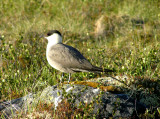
xmin=47 ymin=30 xmax=62 ymax=37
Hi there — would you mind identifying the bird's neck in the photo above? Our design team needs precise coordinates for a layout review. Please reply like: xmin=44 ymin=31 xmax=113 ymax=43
xmin=47 ymin=42 xmax=56 ymax=53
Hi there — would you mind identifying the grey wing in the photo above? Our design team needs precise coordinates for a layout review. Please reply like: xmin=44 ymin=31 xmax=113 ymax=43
xmin=48 ymin=44 xmax=93 ymax=71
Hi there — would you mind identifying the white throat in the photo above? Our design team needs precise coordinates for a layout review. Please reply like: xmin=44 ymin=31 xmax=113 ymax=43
xmin=46 ymin=33 xmax=62 ymax=57
xmin=45 ymin=33 xmax=62 ymax=46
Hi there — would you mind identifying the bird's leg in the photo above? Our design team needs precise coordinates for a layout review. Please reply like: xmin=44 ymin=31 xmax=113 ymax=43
xmin=68 ymin=73 xmax=71 ymax=83
xmin=60 ymin=73 xmax=64 ymax=83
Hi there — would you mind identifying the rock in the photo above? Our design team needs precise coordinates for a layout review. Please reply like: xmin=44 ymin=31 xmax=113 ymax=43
xmin=0 ymin=81 xmax=146 ymax=118
xmin=0 ymin=93 xmax=34 ymax=118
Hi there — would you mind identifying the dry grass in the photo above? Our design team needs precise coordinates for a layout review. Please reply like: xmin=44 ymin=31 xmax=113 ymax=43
xmin=0 ymin=0 xmax=160 ymax=118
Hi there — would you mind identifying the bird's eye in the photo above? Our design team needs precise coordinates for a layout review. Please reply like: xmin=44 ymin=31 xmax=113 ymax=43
xmin=47 ymin=32 xmax=52 ymax=36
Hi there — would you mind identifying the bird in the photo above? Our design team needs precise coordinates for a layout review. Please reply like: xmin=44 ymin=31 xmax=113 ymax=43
xmin=45 ymin=30 xmax=114 ymax=82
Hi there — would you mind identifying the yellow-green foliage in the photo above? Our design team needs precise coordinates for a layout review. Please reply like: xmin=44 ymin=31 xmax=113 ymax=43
xmin=67 ymin=81 xmax=120 ymax=93
xmin=0 ymin=0 xmax=160 ymax=118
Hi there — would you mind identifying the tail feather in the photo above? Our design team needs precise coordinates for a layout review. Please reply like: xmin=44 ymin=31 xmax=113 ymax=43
xmin=91 ymin=66 xmax=115 ymax=73
xmin=71 ymin=65 xmax=115 ymax=73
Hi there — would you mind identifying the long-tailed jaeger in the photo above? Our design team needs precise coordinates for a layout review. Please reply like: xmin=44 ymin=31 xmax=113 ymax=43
xmin=45 ymin=30 xmax=114 ymax=82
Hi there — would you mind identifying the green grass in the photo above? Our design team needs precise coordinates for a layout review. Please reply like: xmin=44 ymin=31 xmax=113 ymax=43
xmin=0 ymin=0 xmax=160 ymax=118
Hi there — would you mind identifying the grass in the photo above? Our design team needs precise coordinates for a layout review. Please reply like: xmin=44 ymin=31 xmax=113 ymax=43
xmin=0 ymin=0 xmax=160 ymax=118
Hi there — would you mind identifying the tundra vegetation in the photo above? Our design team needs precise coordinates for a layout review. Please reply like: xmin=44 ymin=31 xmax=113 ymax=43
xmin=0 ymin=0 xmax=160 ymax=118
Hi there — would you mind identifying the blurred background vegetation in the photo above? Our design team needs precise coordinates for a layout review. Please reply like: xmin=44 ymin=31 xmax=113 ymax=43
xmin=0 ymin=0 xmax=160 ymax=117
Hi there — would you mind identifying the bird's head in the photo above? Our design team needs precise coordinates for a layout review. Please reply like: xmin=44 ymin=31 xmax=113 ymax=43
xmin=45 ymin=30 xmax=62 ymax=45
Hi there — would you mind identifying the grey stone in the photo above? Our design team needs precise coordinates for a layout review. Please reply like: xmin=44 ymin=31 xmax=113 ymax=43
xmin=0 ymin=80 xmax=146 ymax=118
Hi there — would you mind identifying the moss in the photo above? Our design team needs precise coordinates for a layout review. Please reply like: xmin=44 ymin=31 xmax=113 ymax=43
xmin=64 ymin=81 xmax=121 ymax=93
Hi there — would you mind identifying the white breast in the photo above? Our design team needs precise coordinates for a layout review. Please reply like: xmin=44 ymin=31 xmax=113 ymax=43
xmin=46 ymin=45 xmax=62 ymax=71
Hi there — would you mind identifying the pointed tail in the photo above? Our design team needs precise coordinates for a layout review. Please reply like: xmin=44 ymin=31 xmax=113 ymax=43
xmin=90 ymin=66 xmax=115 ymax=73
